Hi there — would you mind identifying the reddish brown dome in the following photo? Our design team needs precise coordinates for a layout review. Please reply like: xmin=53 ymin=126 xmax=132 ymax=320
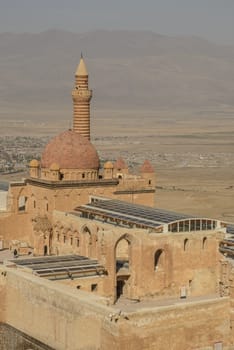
xmin=41 ymin=130 xmax=99 ymax=170
xmin=140 ymin=160 xmax=154 ymax=173
xmin=114 ymin=157 xmax=127 ymax=170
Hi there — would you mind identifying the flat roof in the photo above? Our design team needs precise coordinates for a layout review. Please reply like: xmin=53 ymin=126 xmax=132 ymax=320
xmin=74 ymin=197 xmax=221 ymax=232
xmin=11 ymin=255 xmax=105 ymax=280
xmin=227 ymin=224 xmax=234 ymax=234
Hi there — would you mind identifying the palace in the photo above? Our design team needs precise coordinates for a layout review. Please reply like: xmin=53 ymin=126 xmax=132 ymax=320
xmin=0 ymin=56 xmax=234 ymax=350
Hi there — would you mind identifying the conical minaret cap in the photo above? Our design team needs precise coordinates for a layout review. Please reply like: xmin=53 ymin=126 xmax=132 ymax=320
xmin=75 ymin=54 xmax=88 ymax=76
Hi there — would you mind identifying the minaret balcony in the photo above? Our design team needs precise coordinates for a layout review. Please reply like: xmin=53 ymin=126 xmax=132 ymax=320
xmin=72 ymin=89 xmax=92 ymax=99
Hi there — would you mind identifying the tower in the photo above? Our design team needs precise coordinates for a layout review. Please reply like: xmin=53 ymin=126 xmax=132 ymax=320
xmin=72 ymin=54 xmax=92 ymax=140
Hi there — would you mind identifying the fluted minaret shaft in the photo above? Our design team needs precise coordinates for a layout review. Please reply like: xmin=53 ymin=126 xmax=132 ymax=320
xmin=72 ymin=56 xmax=92 ymax=140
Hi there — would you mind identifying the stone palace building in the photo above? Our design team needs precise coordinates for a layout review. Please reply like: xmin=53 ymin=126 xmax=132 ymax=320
xmin=0 ymin=56 xmax=234 ymax=350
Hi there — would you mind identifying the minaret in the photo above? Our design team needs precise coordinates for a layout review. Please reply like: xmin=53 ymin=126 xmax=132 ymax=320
xmin=72 ymin=54 xmax=92 ymax=140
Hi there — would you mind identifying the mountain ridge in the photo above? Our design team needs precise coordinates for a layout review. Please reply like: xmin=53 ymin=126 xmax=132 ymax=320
xmin=0 ymin=29 xmax=234 ymax=121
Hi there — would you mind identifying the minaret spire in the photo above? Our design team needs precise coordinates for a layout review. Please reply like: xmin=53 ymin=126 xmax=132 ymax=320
xmin=72 ymin=55 xmax=92 ymax=140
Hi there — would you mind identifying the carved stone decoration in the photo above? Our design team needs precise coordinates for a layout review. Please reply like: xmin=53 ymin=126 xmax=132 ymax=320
xmin=32 ymin=216 xmax=53 ymax=256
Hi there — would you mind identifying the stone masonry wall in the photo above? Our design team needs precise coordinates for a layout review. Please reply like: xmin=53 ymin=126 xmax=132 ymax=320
xmin=0 ymin=323 xmax=54 ymax=350
xmin=0 ymin=265 xmax=233 ymax=350
xmin=102 ymin=298 xmax=233 ymax=350
xmin=0 ymin=267 xmax=115 ymax=350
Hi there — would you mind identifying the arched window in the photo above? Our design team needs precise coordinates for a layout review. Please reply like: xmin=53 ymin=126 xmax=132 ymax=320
xmin=184 ymin=238 xmax=189 ymax=251
xmin=202 ymin=237 xmax=207 ymax=249
xmin=154 ymin=249 xmax=164 ymax=271
xmin=83 ymin=226 xmax=90 ymax=233
xmin=116 ymin=237 xmax=130 ymax=272
xmin=18 ymin=196 xmax=27 ymax=212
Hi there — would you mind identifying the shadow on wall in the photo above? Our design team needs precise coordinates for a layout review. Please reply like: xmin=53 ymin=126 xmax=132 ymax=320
xmin=0 ymin=323 xmax=54 ymax=350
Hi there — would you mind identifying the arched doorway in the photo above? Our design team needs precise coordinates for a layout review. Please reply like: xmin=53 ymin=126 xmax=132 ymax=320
xmin=115 ymin=236 xmax=131 ymax=301
xmin=82 ymin=225 xmax=92 ymax=257
xmin=44 ymin=245 xmax=48 ymax=255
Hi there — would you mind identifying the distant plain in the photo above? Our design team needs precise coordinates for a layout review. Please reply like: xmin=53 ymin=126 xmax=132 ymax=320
xmin=0 ymin=30 xmax=233 ymax=221
xmin=1 ymin=108 xmax=234 ymax=222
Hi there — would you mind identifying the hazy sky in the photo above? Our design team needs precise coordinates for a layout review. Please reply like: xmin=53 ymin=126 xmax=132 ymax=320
xmin=0 ymin=0 xmax=234 ymax=44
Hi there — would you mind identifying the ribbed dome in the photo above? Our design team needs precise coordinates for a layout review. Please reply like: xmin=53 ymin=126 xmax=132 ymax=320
xmin=41 ymin=130 xmax=99 ymax=170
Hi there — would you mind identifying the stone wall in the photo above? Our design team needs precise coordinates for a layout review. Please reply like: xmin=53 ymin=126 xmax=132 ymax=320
xmin=0 ymin=191 xmax=7 ymax=211
xmin=59 ymin=275 xmax=104 ymax=294
xmin=0 ymin=267 xmax=114 ymax=350
xmin=49 ymin=211 xmax=223 ymax=301
xmin=0 ymin=266 xmax=233 ymax=350
xmin=0 ymin=212 xmax=33 ymax=247
xmin=102 ymin=297 xmax=233 ymax=350
xmin=0 ymin=178 xmax=155 ymax=250
xmin=0 ymin=323 xmax=54 ymax=350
